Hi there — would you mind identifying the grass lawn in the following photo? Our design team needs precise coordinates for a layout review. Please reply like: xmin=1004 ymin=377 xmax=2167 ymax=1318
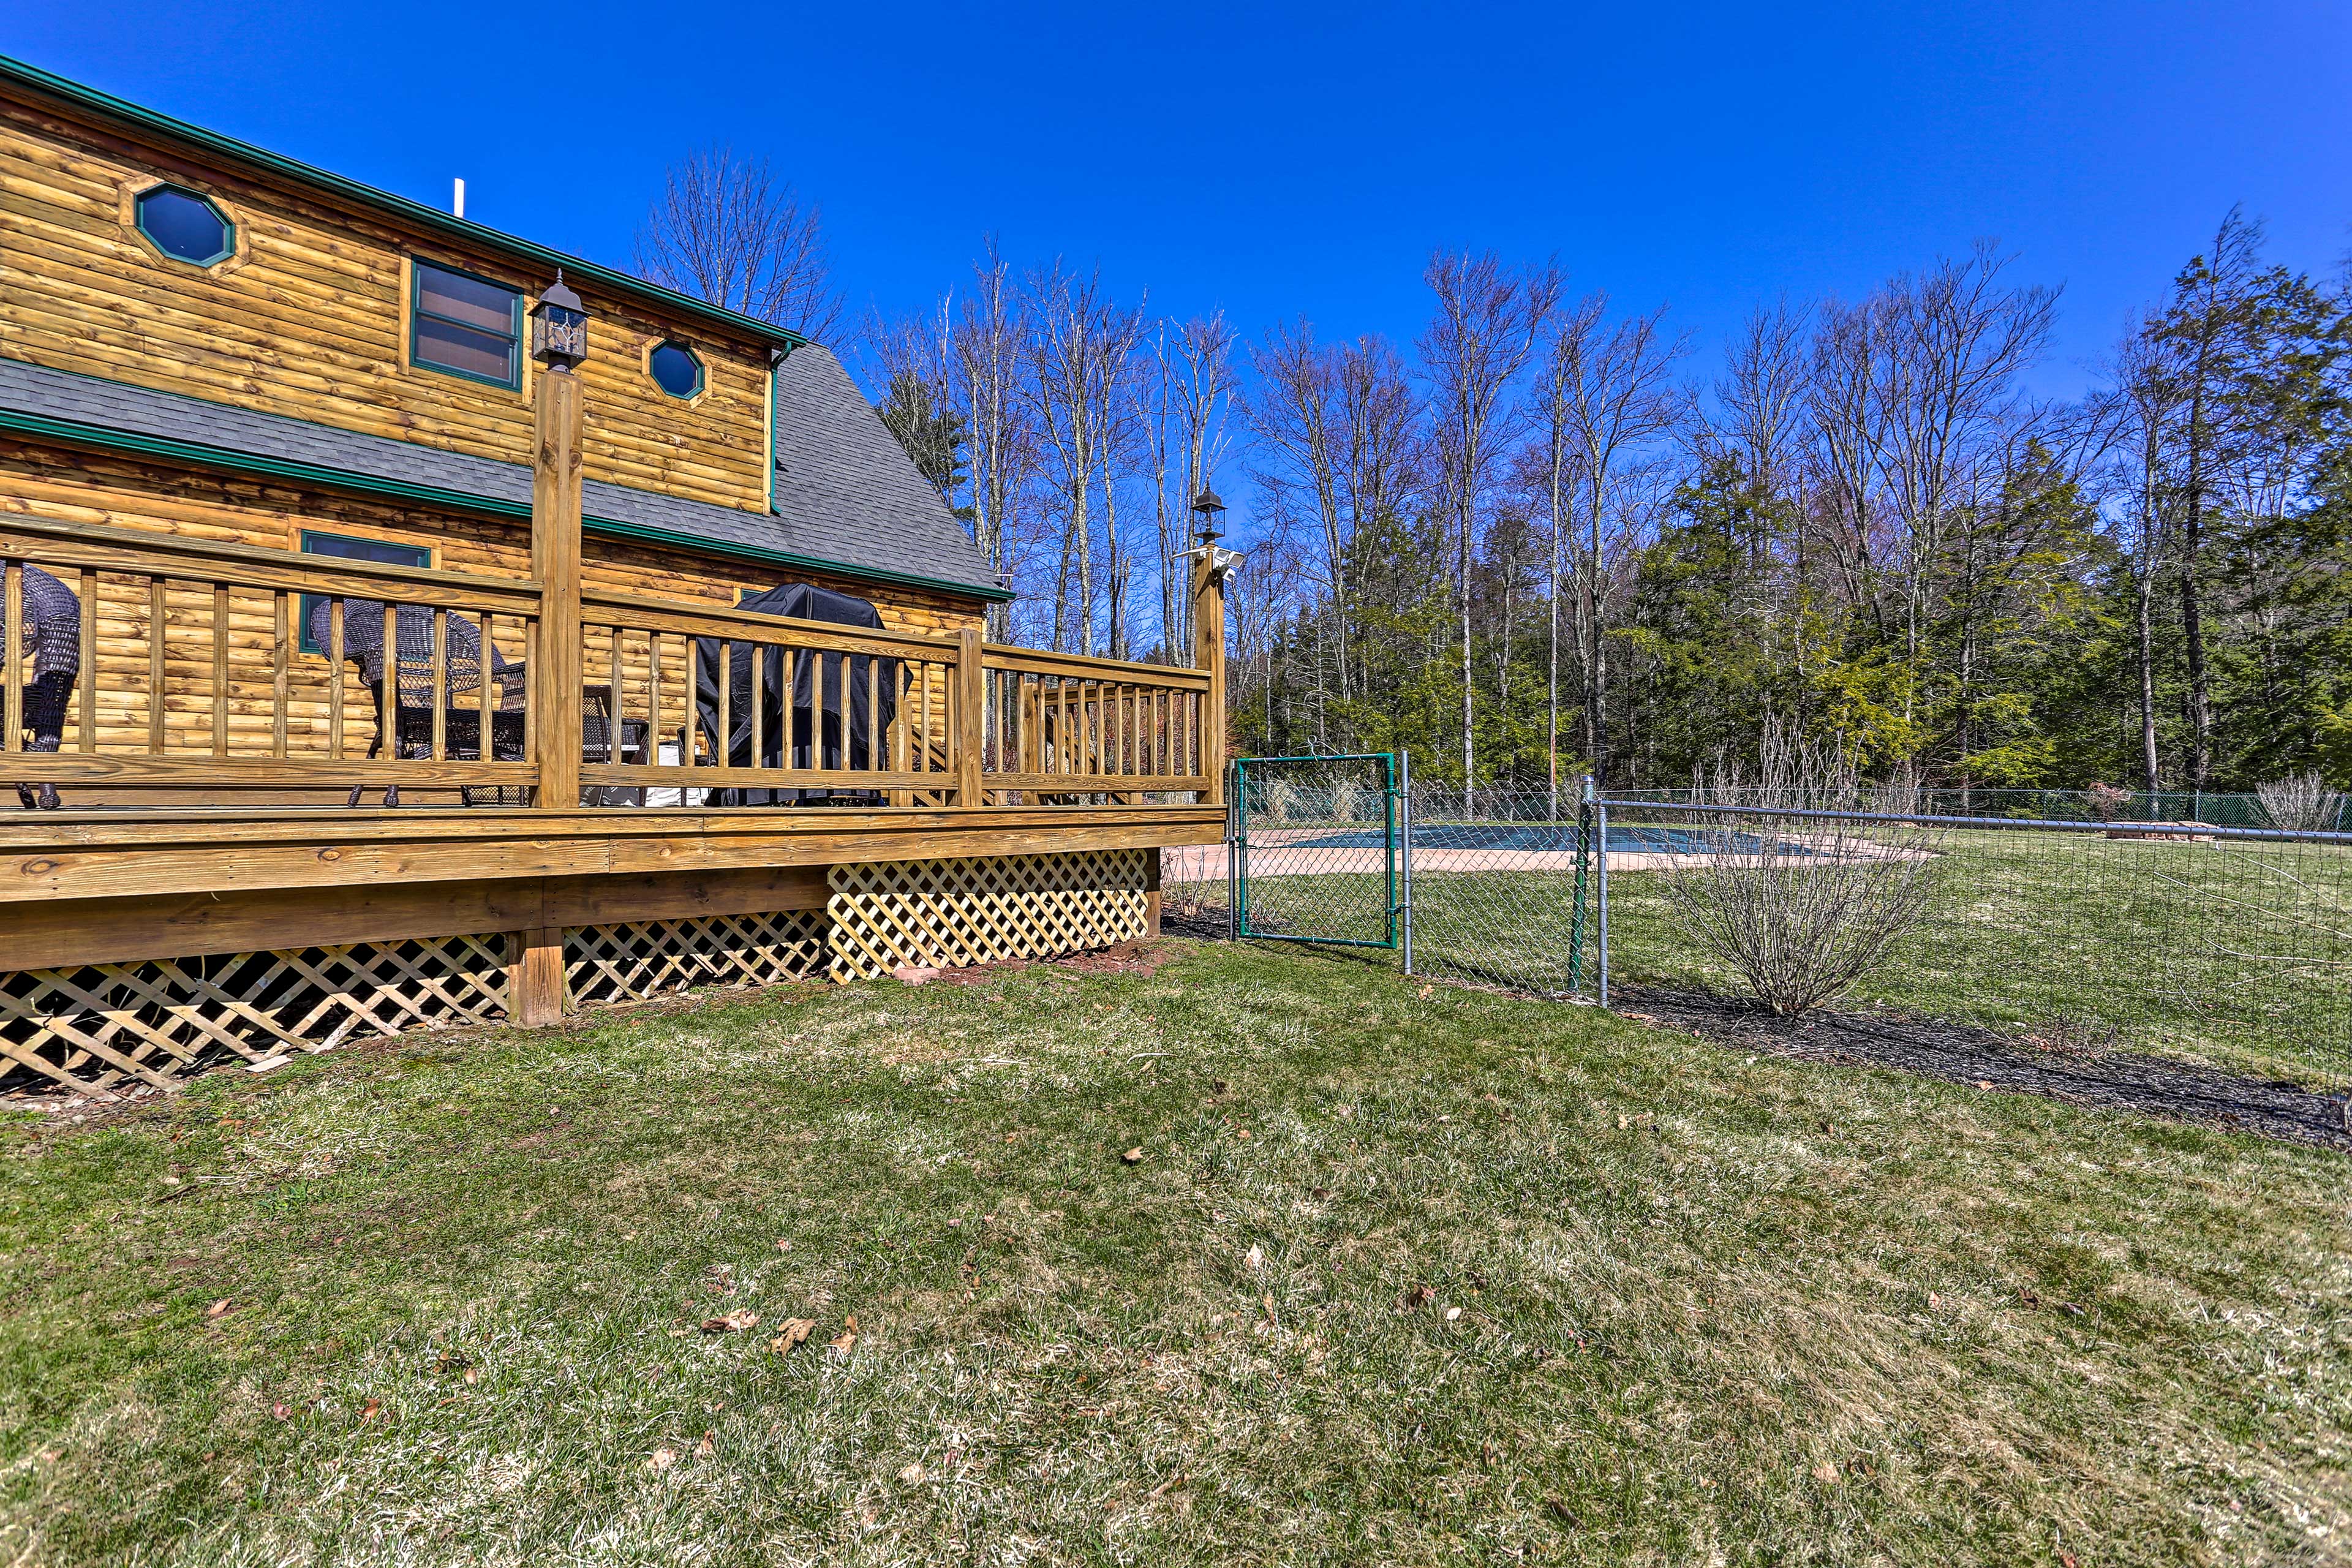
xmin=2 ymin=940 xmax=2347 ymax=1564
xmin=1212 ymin=827 xmax=2352 ymax=1087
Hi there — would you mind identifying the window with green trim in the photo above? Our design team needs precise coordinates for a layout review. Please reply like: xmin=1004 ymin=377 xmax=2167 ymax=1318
xmin=410 ymin=260 xmax=522 ymax=389
xmin=649 ymin=341 xmax=704 ymax=399
xmin=298 ymin=530 xmax=432 ymax=654
xmin=135 ymin=185 xmax=234 ymax=266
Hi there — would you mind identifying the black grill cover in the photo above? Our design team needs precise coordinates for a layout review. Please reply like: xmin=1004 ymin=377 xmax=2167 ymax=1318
xmin=693 ymin=582 xmax=899 ymax=806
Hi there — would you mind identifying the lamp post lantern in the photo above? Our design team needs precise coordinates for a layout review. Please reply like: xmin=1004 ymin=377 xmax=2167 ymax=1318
xmin=1190 ymin=487 xmax=1227 ymax=548
xmin=530 ymin=270 xmax=590 ymax=371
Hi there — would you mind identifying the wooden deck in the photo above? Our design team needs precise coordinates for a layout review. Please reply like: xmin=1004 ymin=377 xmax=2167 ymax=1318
xmin=0 ymin=513 xmax=1228 ymax=1093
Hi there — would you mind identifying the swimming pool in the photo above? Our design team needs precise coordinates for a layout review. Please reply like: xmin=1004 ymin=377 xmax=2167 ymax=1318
xmin=1295 ymin=823 xmax=1800 ymax=854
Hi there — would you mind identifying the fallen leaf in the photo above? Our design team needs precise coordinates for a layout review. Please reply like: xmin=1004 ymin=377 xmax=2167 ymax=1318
xmin=829 ymin=1330 xmax=858 ymax=1355
xmin=1148 ymin=1472 xmax=1187 ymax=1498
xmin=1234 ymin=1128 xmax=1250 ymax=1140
xmin=1417 ymin=985 xmax=1433 ymax=999
xmin=1812 ymin=1460 xmax=1841 ymax=1483
xmin=1398 ymin=1284 xmax=1436 ymax=1312
xmin=845 ymin=1313 xmax=858 ymax=1329
xmin=694 ymin=1431 xmax=715 ymax=1459
xmin=775 ymin=1238 xmax=792 ymax=1253
xmin=1927 ymin=1292 xmax=1942 ymax=1310
xmin=701 ymin=1310 xmax=759 ymax=1333
xmin=769 ymin=1318 xmax=818 ymax=1353
xmin=2060 ymin=1555 xmax=2078 ymax=1568
xmin=1545 ymin=1497 xmax=1577 ymax=1524
xmin=360 ymin=1398 xmax=381 ymax=1423
xmin=647 ymin=1446 xmax=677 ymax=1472
xmin=271 ymin=1402 xmax=290 ymax=1421
xmin=462 ymin=1366 xmax=478 ymax=1385
xmin=1444 ymin=1306 xmax=1463 ymax=1321
xmin=203 ymin=1298 xmax=233 ymax=1320
xmin=1977 ymin=1079 xmax=1995 ymax=1091
xmin=1245 ymin=1244 xmax=1264 ymax=1270
xmin=1122 ymin=1147 xmax=1144 ymax=1164
xmin=899 ymin=1461 xmax=927 ymax=1483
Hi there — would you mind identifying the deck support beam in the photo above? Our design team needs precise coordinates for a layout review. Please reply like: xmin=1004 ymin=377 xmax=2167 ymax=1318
xmin=510 ymin=926 xmax=567 ymax=1026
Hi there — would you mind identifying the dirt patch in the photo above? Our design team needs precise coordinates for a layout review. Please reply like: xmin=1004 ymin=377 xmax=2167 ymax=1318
xmin=898 ymin=938 xmax=1184 ymax=987
xmin=1616 ymin=984 xmax=2352 ymax=1153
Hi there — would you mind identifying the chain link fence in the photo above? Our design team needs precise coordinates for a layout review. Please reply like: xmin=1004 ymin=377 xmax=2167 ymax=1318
xmin=1165 ymin=767 xmax=2351 ymax=1091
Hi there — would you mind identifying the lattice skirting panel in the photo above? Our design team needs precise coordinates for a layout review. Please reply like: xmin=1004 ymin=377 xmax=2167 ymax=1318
xmin=565 ymin=910 xmax=830 ymax=1006
xmin=0 ymin=935 xmax=511 ymax=1099
xmin=827 ymin=849 xmax=1149 ymax=981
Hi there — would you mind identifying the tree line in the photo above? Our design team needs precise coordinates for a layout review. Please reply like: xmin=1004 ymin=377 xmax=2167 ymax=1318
xmin=631 ymin=154 xmax=2348 ymax=801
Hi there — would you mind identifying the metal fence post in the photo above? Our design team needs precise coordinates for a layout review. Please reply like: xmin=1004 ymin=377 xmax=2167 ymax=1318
xmin=1399 ymin=749 xmax=1414 ymax=975
xmin=1226 ymin=758 xmax=1241 ymax=942
xmin=1595 ymin=789 xmax=1611 ymax=1010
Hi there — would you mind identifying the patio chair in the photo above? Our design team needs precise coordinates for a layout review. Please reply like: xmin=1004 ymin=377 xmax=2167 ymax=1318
xmin=309 ymin=600 xmax=523 ymax=807
xmin=4 ymin=564 xmax=80 ymax=811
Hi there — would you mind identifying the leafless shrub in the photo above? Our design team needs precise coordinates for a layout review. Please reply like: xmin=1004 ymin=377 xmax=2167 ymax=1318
xmin=1657 ymin=726 xmax=1945 ymax=1016
xmin=2085 ymin=782 xmax=2134 ymax=822
xmin=2256 ymin=771 xmax=2346 ymax=833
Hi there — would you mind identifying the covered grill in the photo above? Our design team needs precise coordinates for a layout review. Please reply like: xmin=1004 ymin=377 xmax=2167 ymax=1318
xmin=693 ymin=582 xmax=899 ymax=807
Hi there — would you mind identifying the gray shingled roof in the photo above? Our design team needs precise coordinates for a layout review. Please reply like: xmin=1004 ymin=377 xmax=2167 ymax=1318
xmin=0 ymin=355 xmax=1002 ymax=599
xmin=769 ymin=345 xmax=998 ymax=597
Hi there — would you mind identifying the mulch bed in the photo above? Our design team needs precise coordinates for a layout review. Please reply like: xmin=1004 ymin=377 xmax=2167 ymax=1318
xmin=1615 ymin=984 xmax=2352 ymax=1153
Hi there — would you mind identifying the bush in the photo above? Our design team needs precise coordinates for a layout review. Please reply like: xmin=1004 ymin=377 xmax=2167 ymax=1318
xmin=1657 ymin=726 xmax=1946 ymax=1016
xmin=2255 ymin=771 xmax=2345 ymax=833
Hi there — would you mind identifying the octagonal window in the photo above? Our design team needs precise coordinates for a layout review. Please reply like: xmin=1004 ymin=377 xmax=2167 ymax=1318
xmin=649 ymin=340 xmax=704 ymax=399
xmin=135 ymin=185 xmax=234 ymax=266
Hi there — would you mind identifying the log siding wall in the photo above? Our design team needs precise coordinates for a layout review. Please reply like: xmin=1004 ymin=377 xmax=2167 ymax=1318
xmin=0 ymin=102 xmax=775 ymax=513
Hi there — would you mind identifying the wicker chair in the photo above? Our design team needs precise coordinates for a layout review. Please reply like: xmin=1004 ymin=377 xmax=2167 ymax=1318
xmin=308 ymin=600 xmax=522 ymax=807
xmin=4 ymin=565 xmax=79 ymax=810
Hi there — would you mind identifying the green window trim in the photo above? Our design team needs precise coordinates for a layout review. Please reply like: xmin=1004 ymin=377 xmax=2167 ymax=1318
xmin=296 ymin=529 xmax=433 ymax=654
xmin=649 ymin=340 xmax=705 ymax=401
xmin=409 ymin=258 xmax=524 ymax=391
xmin=134 ymin=183 xmax=235 ymax=268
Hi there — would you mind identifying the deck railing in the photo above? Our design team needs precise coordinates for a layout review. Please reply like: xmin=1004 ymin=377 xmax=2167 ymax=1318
xmin=1 ymin=514 xmax=1216 ymax=809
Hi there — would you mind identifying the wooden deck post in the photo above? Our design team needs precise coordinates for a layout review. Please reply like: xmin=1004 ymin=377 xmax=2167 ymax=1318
xmin=531 ymin=368 xmax=584 ymax=809
xmin=1191 ymin=549 xmax=1227 ymax=805
xmin=956 ymin=625 xmax=985 ymax=807
xmin=510 ymin=926 xmax=567 ymax=1026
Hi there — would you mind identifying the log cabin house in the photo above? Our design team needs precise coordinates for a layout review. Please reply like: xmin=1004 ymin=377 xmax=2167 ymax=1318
xmin=0 ymin=56 xmax=1229 ymax=1098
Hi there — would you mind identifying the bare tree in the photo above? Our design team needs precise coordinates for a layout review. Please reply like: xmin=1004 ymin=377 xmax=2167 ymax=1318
xmin=953 ymin=240 xmax=1036 ymax=642
xmin=1026 ymin=262 xmax=1144 ymax=655
xmin=1551 ymin=294 xmax=1687 ymax=786
xmin=1420 ymin=253 xmax=1559 ymax=807
xmin=634 ymin=147 xmax=843 ymax=339
xmin=2105 ymin=322 xmax=2182 ymax=794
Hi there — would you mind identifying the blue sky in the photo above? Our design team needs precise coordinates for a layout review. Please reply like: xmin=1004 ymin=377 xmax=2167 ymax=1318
xmin=6 ymin=0 xmax=2347 ymax=406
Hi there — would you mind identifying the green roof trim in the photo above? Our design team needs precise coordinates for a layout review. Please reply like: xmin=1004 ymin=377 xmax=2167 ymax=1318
xmin=0 ymin=53 xmax=808 ymax=355
xmin=0 ymin=406 xmax=1011 ymax=604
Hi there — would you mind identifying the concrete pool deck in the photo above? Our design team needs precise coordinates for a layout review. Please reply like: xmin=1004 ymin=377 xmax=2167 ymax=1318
xmin=1163 ymin=827 xmax=1929 ymax=882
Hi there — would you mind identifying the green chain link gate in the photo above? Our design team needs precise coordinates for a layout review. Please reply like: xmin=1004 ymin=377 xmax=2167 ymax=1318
xmin=1232 ymin=753 xmax=1405 ymax=951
